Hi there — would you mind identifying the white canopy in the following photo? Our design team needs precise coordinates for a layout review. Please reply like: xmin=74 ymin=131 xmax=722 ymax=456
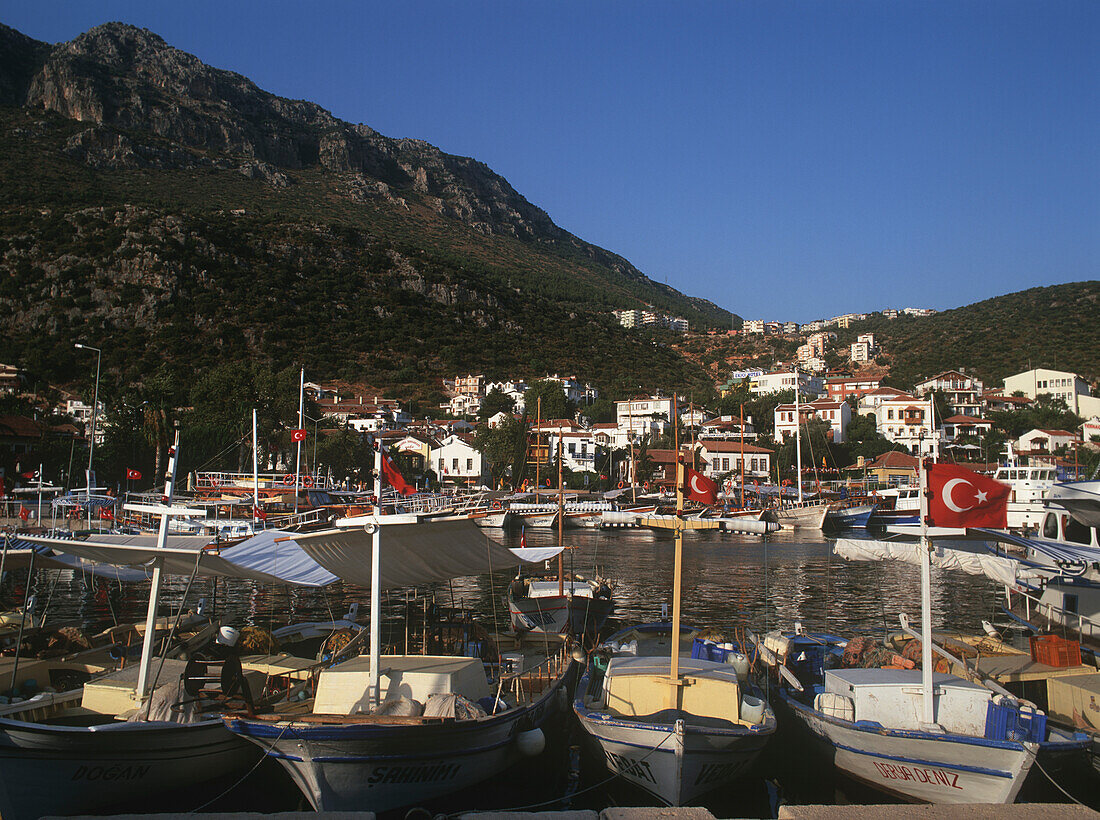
xmin=21 ymin=531 xmax=333 ymax=587
xmin=295 ymin=514 xmax=563 ymax=589
xmin=833 ymin=537 xmax=1032 ymax=587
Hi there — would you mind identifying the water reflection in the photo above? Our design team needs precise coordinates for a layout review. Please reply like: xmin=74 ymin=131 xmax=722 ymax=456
xmin=12 ymin=529 xmax=1004 ymax=643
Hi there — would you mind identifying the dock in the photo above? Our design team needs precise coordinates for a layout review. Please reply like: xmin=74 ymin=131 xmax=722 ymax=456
xmin=44 ymin=804 xmax=1100 ymax=820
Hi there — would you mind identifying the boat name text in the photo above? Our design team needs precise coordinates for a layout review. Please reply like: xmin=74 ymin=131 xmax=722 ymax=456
xmin=367 ymin=763 xmax=461 ymax=786
xmin=71 ymin=765 xmax=151 ymax=782
xmin=872 ymin=761 xmax=962 ymax=789
xmin=604 ymin=749 xmax=657 ymax=783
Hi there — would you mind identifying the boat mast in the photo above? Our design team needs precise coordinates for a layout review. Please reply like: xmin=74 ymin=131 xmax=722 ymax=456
xmin=534 ymin=397 xmax=541 ymax=503
xmin=739 ymin=403 xmax=745 ymax=509
xmin=557 ymin=423 xmax=564 ymax=597
xmin=294 ymin=367 xmax=304 ymax=515
xmin=669 ymin=393 xmax=684 ymax=708
xmin=252 ymin=409 xmax=260 ymax=525
xmin=794 ymin=367 xmax=803 ymax=503
xmin=918 ymin=457 xmax=935 ymax=726
xmin=135 ymin=427 xmax=182 ymax=702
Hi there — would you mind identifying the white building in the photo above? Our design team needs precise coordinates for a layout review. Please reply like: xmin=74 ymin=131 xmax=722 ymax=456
xmin=616 ymin=396 xmax=674 ymax=440
xmin=65 ymin=398 xmax=106 ymax=444
xmin=541 ymin=374 xmax=598 ymax=406
xmin=782 ymin=321 xmax=799 ymax=334
xmin=668 ymin=317 xmax=689 ymax=333
xmin=1003 ymin=368 xmax=1094 ymax=416
xmin=431 ymin=433 xmax=487 ymax=486
xmin=914 ymin=370 xmax=985 ymax=418
xmin=484 ymin=379 xmax=528 ymax=413
xmin=1017 ymin=428 xmax=1079 ymax=456
xmin=546 ymin=430 xmax=601 ymax=474
xmin=743 ymin=320 xmax=767 ymax=334
xmin=773 ymin=399 xmax=851 ymax=444
xmin=750 ymin=370 xmax=824 ymax=399
xmin=699 ymin=417 xmax=757 ymax=441
xmin=873 ymin=395 xmax=940 ymax=456
xmin=694 ymin=441 xmax=773 ymax=480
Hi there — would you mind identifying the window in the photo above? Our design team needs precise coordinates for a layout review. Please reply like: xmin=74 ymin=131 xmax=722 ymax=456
xmin=466 ymin=458 xmax=473 ymax=471
xmin=452 ymin=458 xmax=459 ymax=471
xmin=887 ymin=409 xmax=894 ymax=420
xmin=568 ymin=443 xmax=576 ymax=454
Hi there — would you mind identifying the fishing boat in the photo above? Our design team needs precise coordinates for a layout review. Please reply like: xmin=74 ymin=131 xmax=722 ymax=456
xmin=224 ymin=443 xmax=575 ymax=813
xmin=507 ymin=574 xmax=613 ymax=637
xmin=760 ymin=460 xmax=1090 ymax=804
xmin=574 ymin=622 xmax=776 ymax=805
xmin=1 ymin=435 xmax=343 ymax=820
xmin=825 ymin=502 xmax=878 ymax=530
xmin=573 ymin=394 xmax=776 ymax=806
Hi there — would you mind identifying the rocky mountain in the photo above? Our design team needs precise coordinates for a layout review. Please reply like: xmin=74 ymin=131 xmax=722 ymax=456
xmin=0 ymin=21 xmax=732 ymax=401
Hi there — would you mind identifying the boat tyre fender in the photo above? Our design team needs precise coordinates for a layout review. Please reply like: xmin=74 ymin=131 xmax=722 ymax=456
xmin=492 ymin=500 xmax=502 ymax=510
xmin=516 ymin=727 xmax=546 ymax=757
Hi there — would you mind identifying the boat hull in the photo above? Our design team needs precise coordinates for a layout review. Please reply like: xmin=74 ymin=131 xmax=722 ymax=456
xmin=576 ymin=712 xmax=773 ymax=805
xmin=773 ymin=503 xmax=828 ymax=529
xmin=778 ymin=692 xmax=1036 ymax=804
xmin=226 ymin=674 xmax=567 ymax=813
xmin=508 ymin=592 xmax=613 ymax=636
xmin=0 ymin=718 xmax=258 ymax=819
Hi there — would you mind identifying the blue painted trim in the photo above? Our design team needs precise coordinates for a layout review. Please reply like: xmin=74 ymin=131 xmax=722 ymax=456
xmin=264 ymin=734 xmax=516 ymax=764
xmin=781 ymin=691 xmax=1029 ymax=751
xmin=829 ymin=739 xmax=1014 ymax=778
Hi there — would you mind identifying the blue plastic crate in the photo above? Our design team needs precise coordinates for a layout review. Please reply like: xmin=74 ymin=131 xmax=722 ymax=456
xmin=985 ymin=699 xmax=1047 ymax=742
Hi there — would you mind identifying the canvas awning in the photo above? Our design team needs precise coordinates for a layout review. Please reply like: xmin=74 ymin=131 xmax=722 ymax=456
xmin=19 ymin=530 xmax=334 ymax=587
xmin=293 ymin=514 xmax=562 ymax=589
xmin=834 ymin=537 xmax=1033 ymax=587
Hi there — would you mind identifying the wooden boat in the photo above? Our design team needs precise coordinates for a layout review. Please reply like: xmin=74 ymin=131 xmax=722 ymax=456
xmin=225 ymin=444 xmax=574 ymax=813
xmin=761 ymin=459 xmax=1090 ymax=804
xmin=506 ymin=575 xmax=613 ymax=637
xmin=574 ymin=622 xmax=775 ymax=806
xmin=825 ymin=502 xmax=878 ymax=529
xmin=771 ymin=499 xmax=828 ymax=529
xmin=225 ymin=640 xmax=574 ymax=812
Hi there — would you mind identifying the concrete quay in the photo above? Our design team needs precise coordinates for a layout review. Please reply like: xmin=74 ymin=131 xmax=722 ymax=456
xmin=45 ymin=805 xmax=1100 ymax=820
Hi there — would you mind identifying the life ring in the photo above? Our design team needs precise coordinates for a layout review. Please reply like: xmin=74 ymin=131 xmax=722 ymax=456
xmin=284 ymin=473 xmax=296 ymax=485
xmin=617 ymin=480 xmax=625 ymax=489
xmin=492 ymin=500 xmax=502 ymax=510
xmin=302 ymin=475 xmax=314 ymax=488
xmin=643 ymin=482 xmax=651 ymax=492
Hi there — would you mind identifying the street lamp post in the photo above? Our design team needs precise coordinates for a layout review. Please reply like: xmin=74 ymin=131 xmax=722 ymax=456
xmin=74 ymin=343 xmax=102 ymax=530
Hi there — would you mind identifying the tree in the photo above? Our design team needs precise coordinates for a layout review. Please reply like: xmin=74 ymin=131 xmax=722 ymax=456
xmin=524 ymin=379 xmax=573 ymax=421
xmin=474 ymin=415 xmax=528 ymax=489
xmin=478 ymin=387 xmax=514 ymax=420
xmin=580 ymin=396 xmax=617 ymax=425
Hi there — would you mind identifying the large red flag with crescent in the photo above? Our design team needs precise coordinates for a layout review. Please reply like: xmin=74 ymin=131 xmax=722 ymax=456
xmin=927 ymin=463 xmax=1010 ymax=528
xmin=684 ymin=466 xmax=718 ymax=505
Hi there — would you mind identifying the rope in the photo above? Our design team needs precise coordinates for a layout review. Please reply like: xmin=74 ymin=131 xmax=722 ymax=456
xmin=445 ymin=726 xmax=677 ymax=816
xmin=1032 ymin=755 xmax=1086 ymax=806
xmin=188 ymin=720 xmax=294 ymax=813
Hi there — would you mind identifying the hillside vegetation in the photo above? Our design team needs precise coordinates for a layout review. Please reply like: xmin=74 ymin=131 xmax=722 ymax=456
xmin=0 ymin=22 xmax=731 ymax=404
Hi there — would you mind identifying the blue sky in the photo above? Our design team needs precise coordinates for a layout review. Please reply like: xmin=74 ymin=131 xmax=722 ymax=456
xmin=5 ymin=1 xmax=1097 ymax=322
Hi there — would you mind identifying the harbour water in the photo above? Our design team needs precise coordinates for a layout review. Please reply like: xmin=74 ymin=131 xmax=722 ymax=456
xmin=5 ymin=527 xmax=1010 ymax=816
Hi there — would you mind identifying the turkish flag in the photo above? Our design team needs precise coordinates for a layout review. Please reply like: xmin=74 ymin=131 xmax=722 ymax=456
xmin=291 ymin=428 xmax=308 ymax=442
xmin=19 ymin=471 xmax=34 ymax=480
xmin=927 ymin=463 xmax=1010 ymax=528
xmin=253 ymin=506 xmax=267 ymax=521
xmin=684 ymin=467 xmax=718 ymax=505
xmin=126 ymin=468 xmax=142 ymax=480
xmin=99 ymin=507 xmax=114 ymax=521
xmin=19 ymin=505 xmax=29 ymax=521
xmin=381 ymin=451 xmax=416 ymax=496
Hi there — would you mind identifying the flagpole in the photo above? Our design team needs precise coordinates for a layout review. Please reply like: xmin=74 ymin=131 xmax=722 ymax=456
xmin=294 ymin=368 xmax=305 ymax=515
xmin=918 ymin=456 xmax=935 ymax=727
xmin=669 ymin=393 xmax=683 ymax=709
xmin=370 ymin=441 xmax=383 ymax=710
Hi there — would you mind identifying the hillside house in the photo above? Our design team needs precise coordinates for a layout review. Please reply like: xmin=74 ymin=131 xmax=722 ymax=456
xmin=431 ymin=433 xmax=487 ymax=487
xmin=694 ymin=440 xmax=773 ymax=481
xmin=773 ymin=399 xmax=851 ymax=444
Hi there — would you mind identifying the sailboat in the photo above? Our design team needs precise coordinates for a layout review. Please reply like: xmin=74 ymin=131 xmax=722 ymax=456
xmin=507 ymin=431 xmax=614 ymax=638
xmin=573 ymin=396 xmax=777 ymax=806
xmin=224 ymin=443 xmax=579 ymax=813
xmin=772 ymin=369 xmax=827 ymax=530
xmin=759 ymin=459 xmax=1089 ymax=803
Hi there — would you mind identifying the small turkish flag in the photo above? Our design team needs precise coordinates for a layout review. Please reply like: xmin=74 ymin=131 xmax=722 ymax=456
xmin=99 ymin=507 xmax=114 ymax=521
xmin=381 ymin=451 xmax=416 ymax=496
xmin=684 ymin=467 xmax=718 ymax=505
xmin=19 ymin=505 xmax=29 ymax=521
xmin=927 ymin=463 xmax=1010 ymax=528
xmin=253 ymin=506 xmax=267 ymax=521
xmin=291 ymin=428 xmax=308 ymax=442
xmin=126 ymin=468 xmax=142 ymax=480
